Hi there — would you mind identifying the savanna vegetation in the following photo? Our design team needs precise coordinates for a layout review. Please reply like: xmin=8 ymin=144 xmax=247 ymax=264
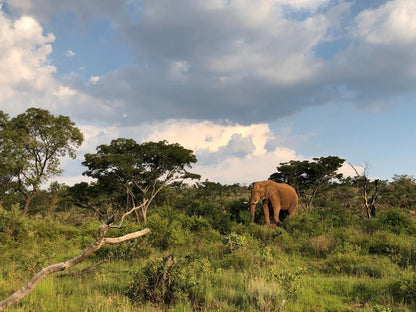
xmin=1 ymin=108 xmax=416 ymax=311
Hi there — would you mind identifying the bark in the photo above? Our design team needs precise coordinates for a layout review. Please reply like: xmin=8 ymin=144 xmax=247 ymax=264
xmin=0 ymin=217 xmax=150 ymax=311
xmin=22 ymin=194 xmax=34 ymax=216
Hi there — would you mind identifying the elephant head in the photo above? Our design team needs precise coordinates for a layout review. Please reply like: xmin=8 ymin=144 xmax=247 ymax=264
xmin=248 ymin=180 xmax=298 ymax=226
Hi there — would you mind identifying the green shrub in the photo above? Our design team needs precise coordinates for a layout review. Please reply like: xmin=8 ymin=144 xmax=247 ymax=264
xmin=284 ymin=212 xmax=324 ymax=237
xmin=316 ymin=202 xmax=357 ymax=228
xmin=352 ymin=262 xmax=382 ymax=278
xmin=310 ymin=234 xmax=337 ymax=256
xmin=389 ymin=270 xmax=416 ymax=304
xmin=185 ymin=200 xmax=232 ymax=234
xmin=0 ymin=205 xmax=31 ymax=245
xmin=126 ymin=255 xmax=212 ymax=309
xmin=324 ymin=248 xmax=363 ymax=275
xmin=377 ymin=209 xmax=416 ymax=235
xmin=227 ymin=199 xmax=250 ymax=224
xmin=368 ymin=231 xmax=416 ymax=268
xmin=222 ymin=233 xmax=246 ymax=252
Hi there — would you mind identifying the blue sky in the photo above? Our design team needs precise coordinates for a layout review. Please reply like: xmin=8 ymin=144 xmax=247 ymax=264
xmin=0 ymin=0 xmax=415 ymax=185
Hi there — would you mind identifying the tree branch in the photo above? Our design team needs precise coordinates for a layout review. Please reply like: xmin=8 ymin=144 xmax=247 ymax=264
xmin=0 ymin=217 xmax=150 ymax=311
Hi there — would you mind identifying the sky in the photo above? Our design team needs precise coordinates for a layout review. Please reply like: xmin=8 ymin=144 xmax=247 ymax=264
xmin=0 ymin=0 xmax=415 ymax=186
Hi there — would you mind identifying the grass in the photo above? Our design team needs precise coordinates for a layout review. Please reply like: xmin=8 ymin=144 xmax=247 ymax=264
xmin=1 ymin=207 xmax=416 ymax=311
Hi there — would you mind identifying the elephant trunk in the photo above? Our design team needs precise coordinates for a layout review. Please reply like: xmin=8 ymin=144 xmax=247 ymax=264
xmin=248 ymin=193 xmax=260 ymax=222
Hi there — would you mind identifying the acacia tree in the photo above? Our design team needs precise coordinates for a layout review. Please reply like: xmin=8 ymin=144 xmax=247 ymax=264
xmin=0 ymin=108 xmax=84 ymax=215
xmin=269 ymin=156 xmax=345 ymax=211
xmin=82 ymin=139 xmax=200 ymax=223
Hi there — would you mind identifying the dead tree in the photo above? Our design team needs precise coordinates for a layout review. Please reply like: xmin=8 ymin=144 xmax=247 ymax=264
xmin=0 ymin=215 xmax=150 ymax=311
xmin=349 ymin=163 xmax=379 ymax=218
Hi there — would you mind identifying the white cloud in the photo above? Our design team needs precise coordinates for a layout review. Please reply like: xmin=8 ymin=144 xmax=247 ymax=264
xmin=0 ymin=13 xmax=57 ymax=114
xmin=89 ymin=75 xmax=102 ymax=84
xmin=142 ymin=120 xmax=300 ymax=184
xmin=354 ymin=0 xmax=416 ymax=45
xmin=277 ymin=0 xmax=330 ymax=11
xmin=65 ymin=49 xmax=76 ymax=57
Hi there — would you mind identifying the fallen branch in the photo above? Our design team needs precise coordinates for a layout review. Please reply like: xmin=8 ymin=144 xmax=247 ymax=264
xmin=278 ymin=299 xmax=286 ymax=312
xmin=57 ymin=260 xmax=109 ymax=278
xmin=0 ymin=216 xmax=150 ymax=311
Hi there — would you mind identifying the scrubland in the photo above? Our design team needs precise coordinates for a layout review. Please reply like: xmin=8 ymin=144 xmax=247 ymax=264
xmin=1 ymin=202 xmax=416 ymax=312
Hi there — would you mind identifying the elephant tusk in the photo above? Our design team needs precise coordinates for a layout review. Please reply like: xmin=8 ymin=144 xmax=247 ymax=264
xmin=247 ymin=200 xmax=259 ymax=205
xmin=243 ymin=201 xmax=249 ymax=204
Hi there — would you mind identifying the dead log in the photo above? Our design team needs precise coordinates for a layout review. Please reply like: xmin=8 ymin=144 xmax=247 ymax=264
xmin=278 ymin=299 xmax=286 ymax=312
xmin=0 ymin=216 xmax=150 ymax=311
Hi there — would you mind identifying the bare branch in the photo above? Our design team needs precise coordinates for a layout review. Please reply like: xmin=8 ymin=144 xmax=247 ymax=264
xmin=349 ymin=163 xmax=362 ymax=177
xmin=115 ymin=199 xmax=149 ymax=228
xmin=278 ymin=299 xmax=286 ymax=312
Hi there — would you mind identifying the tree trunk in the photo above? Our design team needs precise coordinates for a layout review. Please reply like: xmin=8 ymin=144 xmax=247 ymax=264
xmin=22 ymin=195 xmax=33 ymax=216
xmin=0 ymin=217 xmax=150 ymax=311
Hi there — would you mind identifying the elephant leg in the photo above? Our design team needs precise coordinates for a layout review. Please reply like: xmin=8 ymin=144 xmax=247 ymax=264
xmin=269 ymin=195 xmax=282 ymax=225
xmin=288 ymin=202 xmax=297 ymax=217
xmin=262 ymin=199 xmax=271 ymax=225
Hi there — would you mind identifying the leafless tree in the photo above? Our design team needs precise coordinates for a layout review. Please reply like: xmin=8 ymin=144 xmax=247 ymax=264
xmin=349 ymin=163 xmax=379 ymax=218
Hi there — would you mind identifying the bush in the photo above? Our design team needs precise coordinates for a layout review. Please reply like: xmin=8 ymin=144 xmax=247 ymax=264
xmin=389 ymin=270 xmax=416 ymax=304
xmin=126 ymin=255 xmax=212 ymax=308
xmin=284 ymin=212 xmax=323 ymax=237
xmin=323 ymin=247 xmax=363 ymax=275
xmin=185 ymin=200 xmax=232 ymax=234
xmin=226 ymin=199 xmax=253 ymax=225
xmin=310 ymin=234 xmax=337 ymax=256
xmin=0 ymin=206 xmax=30 ymax=245
xmin=367 ymin=231 xmax=416 ymax=268
xmin=377 ymin=209 xmax=416 ymax=235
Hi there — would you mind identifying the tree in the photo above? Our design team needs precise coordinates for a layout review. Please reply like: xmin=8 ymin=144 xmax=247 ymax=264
xmin=349 ymin=163 xmax=379 ymax=218
xmin=82 ymin=139 xmax=200 ymax=223
xmin=269 ymin=156 xmax=345 ymax=211
xmin=68 ymin=181 xmax=118 ymax=219
xmin=0 ymin=108 xmax=84 ymax=215
xmin=386 ymin=175 xmax=416 ymax=210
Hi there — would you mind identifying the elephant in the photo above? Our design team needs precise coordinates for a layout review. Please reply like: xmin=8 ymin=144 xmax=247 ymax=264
xmin=248 ymin=180 xmax=298 ymax=226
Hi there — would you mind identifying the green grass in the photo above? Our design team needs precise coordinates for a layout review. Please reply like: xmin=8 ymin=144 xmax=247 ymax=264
xmin=1 ymin=207 xmax=416 ymax=311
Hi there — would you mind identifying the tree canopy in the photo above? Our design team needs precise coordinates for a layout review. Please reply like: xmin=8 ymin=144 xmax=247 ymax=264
xmin=82 ymin=139 xmax=200 ymax=222
xmin=269 ymin=156 xmax=345 ymax=211
xmin=0 ymin=108 xmax=84 ymax=215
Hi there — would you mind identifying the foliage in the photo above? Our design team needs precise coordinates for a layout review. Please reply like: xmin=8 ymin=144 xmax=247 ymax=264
xmin=389 ymin=270 xmax=416 ymax=304
xmin=185 ymin=200 xmax=232 ymax=234
xmin=377 ymin=208 xmax=416 ymax=235
xmin=0 ymin=108 xmax=83 ymax=215
xmin=82 ymin=139 xmax=200 ymax=222
xmin=126 ymin=255 xmax=211 ymax=308
xmin=384 ymin=175 xmax=416 ymax=210
xmin=269 ymin=156 xmax=345 ymax=211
